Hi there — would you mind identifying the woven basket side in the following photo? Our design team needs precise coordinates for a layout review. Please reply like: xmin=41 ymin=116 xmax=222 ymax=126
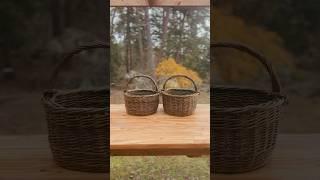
xmin=43 ymin=43 xmax=110 ymax=173
xmin=162 ymin=75 xmax=199 ymax=116
xmin=43 ymin=89 xmax=109 ymax=172
xmin=211 ymin=42 xmax=286 ymax=173
xmin=124 ymin=75 xmax=159 ymax=116
xmin=212 ymin=103 xmax=281 ymax=173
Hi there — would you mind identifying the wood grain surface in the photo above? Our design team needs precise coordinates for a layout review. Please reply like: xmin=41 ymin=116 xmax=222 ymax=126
xmin=110 ymin=104 xmax=210 ymax=156
xmin=0 ymin=135 xmax=108 ymax=180
xmin=213 ymin=134 xmax=320 ymax=180
xmin=0 ymin=135 xmax=319 ymax=179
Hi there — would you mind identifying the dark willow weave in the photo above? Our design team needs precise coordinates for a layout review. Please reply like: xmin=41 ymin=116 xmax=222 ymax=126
xmin=162 ymin=75 xmax=200 ymax=117
xmin=211 ymin=42 xmax=287 ymax=173
xmin=124 ymin=75 xmax=159 ymax=116
xmin=43 ymin=44 xmax=109 ymax=173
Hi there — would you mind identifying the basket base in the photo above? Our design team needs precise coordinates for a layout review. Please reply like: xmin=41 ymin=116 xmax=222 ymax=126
xmin=163 ymin=109 xmax=195 ymax=117
xmin=126 ymin=110 xmax=158 ymax=116
xmin=53 ymin=157 xmax=109 ymax=173
xmin=212 ymin=160 xmax=268 ymax=174
xmin=212 ymin=151 xmax=273 ymax=174
xmin=51 ymin=148 xmax=109 ymax=173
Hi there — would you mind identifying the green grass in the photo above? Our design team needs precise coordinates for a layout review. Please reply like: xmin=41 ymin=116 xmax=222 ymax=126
xmin=111 ymin=156 xmax=210 ymax=180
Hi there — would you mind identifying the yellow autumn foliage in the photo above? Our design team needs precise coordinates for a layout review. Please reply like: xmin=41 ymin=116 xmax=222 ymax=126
xmin=155 ymin=58 xmax=202 ymax=88
xmin=213 ymin=9 xmax=295 ymax=82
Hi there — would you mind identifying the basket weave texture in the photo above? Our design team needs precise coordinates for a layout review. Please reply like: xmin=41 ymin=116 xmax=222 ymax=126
xmin=162 ymin=75 xmax=200 ymax=116
xmin=211 ymin=42 xmax=287 ymax=174
xmin=124 ymin=75 xmax=159 ymax=116
xmin=42 ymin=44 xmax=109 ymax=173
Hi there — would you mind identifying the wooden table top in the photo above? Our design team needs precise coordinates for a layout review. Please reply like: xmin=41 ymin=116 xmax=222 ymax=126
xmin=0 ymin=135 xmax=107 ymax=180
xmin=110 ymin=104 xmax=210 ymax=156
xmin=214 ymin=134 xmax=320 ymax=180
xmin=0 ymin=134 xmax=319 ymax=179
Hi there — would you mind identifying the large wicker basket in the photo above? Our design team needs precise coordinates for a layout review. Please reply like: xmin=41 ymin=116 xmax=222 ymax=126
xmin=42 ymin=43 xmax=109 ymax=173
xmin=162 ymin=75 xmax=200 ymax=116
xmin=124 ymin=75 xmax=159 ymax=116
xmin=211 ymin=42 xmax=287 ymax=173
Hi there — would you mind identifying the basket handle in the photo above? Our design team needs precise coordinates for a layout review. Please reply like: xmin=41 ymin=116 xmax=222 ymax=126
xmin=125 ymin=75 xmax=158 ymax=92
xmin=162 ymin=75 xmax=198 ymax=92
xmin=211 ymin=42 xmax=281 ymax=93
xmin=49 ymin=43 xmax=110 ymax=88
xmin=43 ymin=90 xmax=58 ymax=102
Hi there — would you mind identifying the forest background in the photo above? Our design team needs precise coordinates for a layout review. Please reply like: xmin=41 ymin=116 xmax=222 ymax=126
xmin=110 ymin=7 xmax=210 ymax=103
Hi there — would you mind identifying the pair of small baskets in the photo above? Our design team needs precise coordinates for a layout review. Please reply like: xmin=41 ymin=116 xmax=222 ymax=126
xmin=124 ymin=75 xmax=200 ymax=116
xmin=211 ymin=42 xmax=287 ymax=173
xmin=42 ymin=42 xmax=286 ymax=174
xmin=43 ymin=44 xmax=109 ymax=173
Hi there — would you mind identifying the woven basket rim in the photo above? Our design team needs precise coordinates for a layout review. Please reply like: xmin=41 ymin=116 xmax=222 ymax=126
xmin=43 ymin=87 xmax=108 ymax=112
xmin=161 ymin=88 xmax=200 ymax=97
xmin=124 ymin=89 xmax=159 ymax=98
xmin=212 ymin=86 xmax=287 ymax=113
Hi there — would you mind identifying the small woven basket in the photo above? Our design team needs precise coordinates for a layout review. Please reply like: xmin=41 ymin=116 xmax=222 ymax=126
xmin=211 ymin=42 xmax=287 ymax=173
xmin=162 ymin=75 xmax=200 ymax=116
xmin=124 ymin=75 xmax=159 ymax=116
xmin=42 ymin=43 xmax=109 ymax=173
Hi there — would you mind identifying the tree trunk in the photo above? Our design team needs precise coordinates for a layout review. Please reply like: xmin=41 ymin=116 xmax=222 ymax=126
xmin=144 ymin=8 xmax=155 ymax=77
xmin=175 ymin=10 xmax=186 ymax=62
xmin=191 ymin=10 xmax=198 ymax=37
xmin=138 ymin=30 xmax=144 ymax=71
xmin=110 ymin=8 xmax=117 ymax=37
xmin=125 ymin=7 xmax=133 ymax=73
xmin=64 ymin=0 xmax=73 ymax=28
xmin=50 ymin=0 xmax=65 ymax=37
xmin=96 ymin=0 xmax=108 ymax=41
xmin=160 ymin=8 xmax=170 ymax=60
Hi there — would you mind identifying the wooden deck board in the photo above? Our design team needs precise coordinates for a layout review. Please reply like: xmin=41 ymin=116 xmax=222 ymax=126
xmin=110 ymin=104 xmax=210 ymax=156
xmin=214 ymin=134 xmax=320 ymax=180
xmin=0 ymin=134 xmax=319 ymax=179
xmin=0 ymin=135 xmax=107 ymax=180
